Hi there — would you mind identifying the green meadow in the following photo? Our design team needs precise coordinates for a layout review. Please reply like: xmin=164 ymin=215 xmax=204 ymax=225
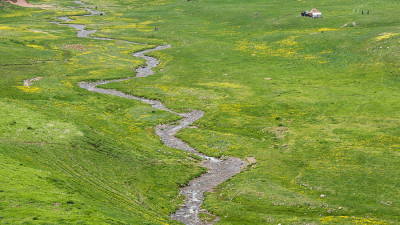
xmin=1 ymin=0 xmax=399 ymax=224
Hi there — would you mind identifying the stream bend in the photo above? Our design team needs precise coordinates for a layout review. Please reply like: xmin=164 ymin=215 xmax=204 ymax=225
xmin=56 ymin=2 xmax=248 ymax=224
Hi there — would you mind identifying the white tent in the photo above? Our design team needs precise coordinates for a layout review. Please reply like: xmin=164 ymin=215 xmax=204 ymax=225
xmin=310 ymin=8 xmax=322 ymax=18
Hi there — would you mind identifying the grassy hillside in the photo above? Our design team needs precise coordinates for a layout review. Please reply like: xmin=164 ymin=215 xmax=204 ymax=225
xmin=0 ymin=1 xmax=203 ymax=224
xmin=1 ymin=0 xmax=400 ymax=224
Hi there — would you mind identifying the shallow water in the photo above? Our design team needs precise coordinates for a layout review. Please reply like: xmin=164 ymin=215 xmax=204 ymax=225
xmin=56 ymin=4 xmax=248 ymax=224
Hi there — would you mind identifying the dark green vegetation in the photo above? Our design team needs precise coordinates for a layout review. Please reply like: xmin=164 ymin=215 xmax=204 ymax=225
xmin=1 ymin=0 xmax=399 ymax=224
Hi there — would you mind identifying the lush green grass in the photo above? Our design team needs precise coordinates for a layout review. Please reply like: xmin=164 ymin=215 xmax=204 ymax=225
xmin=1 ymin=0 xmax=400 ymax=224
xmin=0 ymin=1 xmax=203 ymax=224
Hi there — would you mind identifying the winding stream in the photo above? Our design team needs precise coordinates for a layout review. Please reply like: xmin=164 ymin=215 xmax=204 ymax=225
xmin=55 ymin=2 xmax=248 ymax=224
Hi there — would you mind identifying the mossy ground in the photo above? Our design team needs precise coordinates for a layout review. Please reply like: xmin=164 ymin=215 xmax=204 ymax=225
xmin=1 ymin=0 xmax=399 ymax=224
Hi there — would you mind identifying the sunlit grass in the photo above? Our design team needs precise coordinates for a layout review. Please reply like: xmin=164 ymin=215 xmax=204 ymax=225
xmin=1 ymin=0 xmax=400 ymax=224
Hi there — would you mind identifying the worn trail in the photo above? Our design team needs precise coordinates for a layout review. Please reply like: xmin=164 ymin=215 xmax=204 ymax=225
xmin=55 ymin=2 xmax=248 ymax=224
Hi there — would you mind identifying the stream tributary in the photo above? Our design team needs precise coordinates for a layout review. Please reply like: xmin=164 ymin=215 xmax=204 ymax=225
xmin=55 ymin=2 xmax=248 ymax=224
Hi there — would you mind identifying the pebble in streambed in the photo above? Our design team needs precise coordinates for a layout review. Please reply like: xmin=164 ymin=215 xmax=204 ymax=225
xmin=55 ymin=3 xmax=248 ymax=225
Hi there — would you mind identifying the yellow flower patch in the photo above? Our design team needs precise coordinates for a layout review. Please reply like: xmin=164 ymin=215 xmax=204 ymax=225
xmin=0 ymin=26 xmax=17 ymax=30
xmin=15 ymin=86 xmax=40 ymax=93
xmin=26 ymin=44 xmax=44 ymax=50
xmin=304 ymin=55 xmax=317 ymax=60
xmin=62 ymin=80 xmax=73 ymax=88
xmin=235 ymin=37 xmax=299 ymax=58
xmin=276 ymin=36 xmax=298 ymax=46
xmin=317 ymin=28 xmax=339 ymax=32
xmin=1 ymin=11 xmax=30 ymax=18
xmin=149 ymin=0 xmax=172 ymax=6
xmin=376 ymin=32 xmax=399 ymax=41
xmin=105 ymin=20 xmax=163 ymax=32
xmin=320 ymin=216 xmax=388 ymax=224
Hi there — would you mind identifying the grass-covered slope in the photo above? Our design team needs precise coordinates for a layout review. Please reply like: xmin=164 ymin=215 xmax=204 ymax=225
xmin=0 ymin=1 xmax=203 ymax=224
xmin=1 ymin=0 xmax=400 ymax=224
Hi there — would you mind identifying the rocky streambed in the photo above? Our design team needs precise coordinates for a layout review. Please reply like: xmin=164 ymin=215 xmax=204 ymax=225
xmin=55 ymin=2 xmax=248 ymax=224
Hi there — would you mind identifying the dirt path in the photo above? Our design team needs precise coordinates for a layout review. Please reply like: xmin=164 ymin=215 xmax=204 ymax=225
xmin=3 ymin=0 xmax=52 ymax=8
xmin=55 ymin=2 xmax=248 ymax=224
xmin=3 ymin=0 xmax=32 ymax=7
